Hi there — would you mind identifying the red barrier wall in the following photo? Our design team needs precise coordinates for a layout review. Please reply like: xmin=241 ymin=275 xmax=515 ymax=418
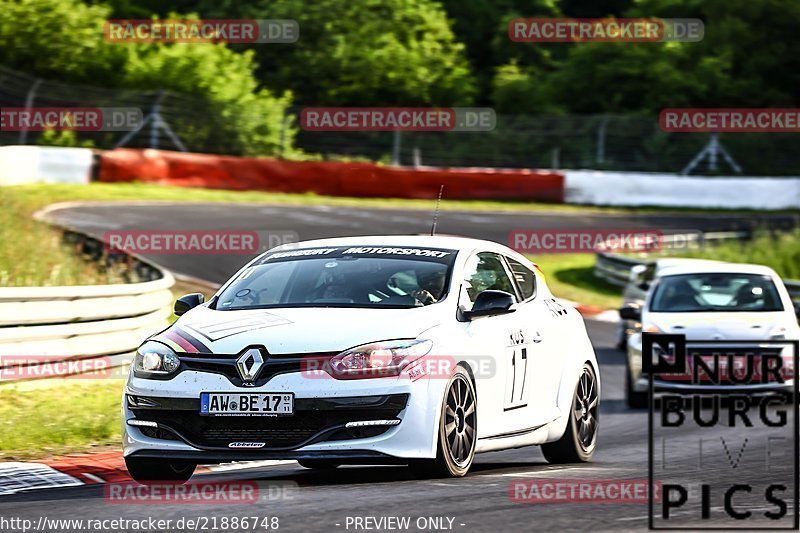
xmin=98 ymin=149 xmax=565 ymax=202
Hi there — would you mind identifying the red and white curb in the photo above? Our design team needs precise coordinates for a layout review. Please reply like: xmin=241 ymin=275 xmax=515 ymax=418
xmin=568 ymin=301 xmax=620 ymax=324
xmin=0 ymin=462 xmax=83 ymax=496
xmin=0 ymin=454 xmax=295 ymax=496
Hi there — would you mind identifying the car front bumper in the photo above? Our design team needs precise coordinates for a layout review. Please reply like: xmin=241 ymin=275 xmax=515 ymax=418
xmin=627 ymin=335 xmax=796 ymax=395
xmin=123 ymin=369 xmax=443 ymax=463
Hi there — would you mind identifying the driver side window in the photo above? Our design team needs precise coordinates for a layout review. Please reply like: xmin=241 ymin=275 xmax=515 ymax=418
xmin=461 ymin=252 xmax=517 ymax=311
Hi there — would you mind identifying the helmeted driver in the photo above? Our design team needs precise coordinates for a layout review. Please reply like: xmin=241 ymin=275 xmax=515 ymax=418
xmin=411 ymin=269 xmax=447 ymax=305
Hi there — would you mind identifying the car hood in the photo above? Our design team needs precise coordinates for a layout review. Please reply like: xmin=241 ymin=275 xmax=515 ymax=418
xmin=164 ymin=305 xmax=445 ymax=354
xmin=646 ymin=311 xmax=795 ymax=341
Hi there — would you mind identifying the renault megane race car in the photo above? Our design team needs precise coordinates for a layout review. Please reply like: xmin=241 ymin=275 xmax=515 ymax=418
xmin=123 ymin=236 xmax=600 ymax=482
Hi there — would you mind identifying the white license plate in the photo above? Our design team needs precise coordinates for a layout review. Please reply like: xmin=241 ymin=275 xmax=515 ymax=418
xmin=200 ymin=392 xmax=294 ymax=416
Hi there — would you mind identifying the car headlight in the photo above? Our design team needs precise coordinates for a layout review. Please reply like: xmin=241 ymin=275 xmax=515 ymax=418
xmin=768 ymin=325 xmax=788 ymax=340
xmin=133 ymin=341 xmax=181 ymax=378
xmin=643 ymin=324 xmax=662 ymax=334
xmin=328 ymin=339 xmax=433 ymax=379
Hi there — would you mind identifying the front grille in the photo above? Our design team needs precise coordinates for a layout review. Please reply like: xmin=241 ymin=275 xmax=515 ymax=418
xmin=139 ymin=426 xmax=180 ymax=441
xmin=178 ymin=351 xmax=336 ymax=387
xmin=130 ymin=394 xmax=408 ymax=450
xmin=657 ymin=346 xmax=787 ymax=386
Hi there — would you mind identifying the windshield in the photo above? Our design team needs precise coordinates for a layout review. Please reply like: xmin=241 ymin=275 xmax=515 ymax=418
xmin=216 ymin=246 xmax=456 ymax=310
xmin=650 ymin=273 xmax=784 ymax=313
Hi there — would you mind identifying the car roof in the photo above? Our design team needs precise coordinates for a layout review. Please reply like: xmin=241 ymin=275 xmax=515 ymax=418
xmin=654 ymin=258 xmax=722 ymax=272
xmin=269 ymin=234 xmax=509 ymax=255
xmin=657 ymin=262 xmax=780 ymax=278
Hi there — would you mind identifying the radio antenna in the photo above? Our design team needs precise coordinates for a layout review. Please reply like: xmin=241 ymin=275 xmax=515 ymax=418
xmin=430 ymin=185 xmax=444 ymax=236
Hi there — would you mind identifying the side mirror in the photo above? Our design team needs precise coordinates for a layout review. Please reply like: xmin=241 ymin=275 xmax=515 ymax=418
xmin=174 ymin=293 xmax=205 ymax=316
xmin=463 ymin=290 xmax=516 ymax=320
xmin=619 ymin=305 xmax=641 ymax=321
xmin=629 ymin=264 xmax=647 ymax=282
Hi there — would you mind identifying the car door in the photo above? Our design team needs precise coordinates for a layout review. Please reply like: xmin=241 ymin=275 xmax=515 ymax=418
xmin=504 ymin=256 xmax=562 ymax=426
xmin=458 ymin=252 xmax=531 ymax=437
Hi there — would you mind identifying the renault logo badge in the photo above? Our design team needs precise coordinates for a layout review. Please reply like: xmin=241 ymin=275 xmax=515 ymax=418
xmin=236 ymin=348 xmax=264 ymax=383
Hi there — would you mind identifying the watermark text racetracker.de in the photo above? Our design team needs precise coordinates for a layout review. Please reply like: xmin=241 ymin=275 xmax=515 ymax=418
xmin=509 ymin=228 xmax=703 ymax=254
xmin=0 ymin=355 xmax=112 ymax=380
xmin=103 ymin=230 xmax=299 ymax=255
xmin=509 ymin=18 xmax=704 ymax=42
xmin=103 ymin=479 xmax=296 ymax=505
xmin=1 ymin=107 xmax=143 ymax=131
xmin=509 ymin=479 xmax=661 ymax=504
xmin=660 ymin=108 xmax=800 ymax=132
xmin=104 ymin=19 xmax=298 ymax=43
xmin=300 ymin=108 xmax=496 ymax=132
xmin=0 ymin=515 xmax=281 ymax=532
xmin=300 ymin=354 xmax=496 ymax=381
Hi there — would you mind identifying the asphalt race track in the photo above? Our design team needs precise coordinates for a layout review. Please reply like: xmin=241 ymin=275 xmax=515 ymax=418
xmin=44 ymin=203 xmax=799 ymax=284
xmin=1 ymin=203 xmax=796 ymax=532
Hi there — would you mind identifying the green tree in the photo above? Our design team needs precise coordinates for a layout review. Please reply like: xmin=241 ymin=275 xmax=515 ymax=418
xmin=441 ymin=0 xmax=560 ymax=104
xmin=0 ymin=0 xmax=125 ymax=80
xmin=544 ymin=0 xmax=800 ymax=114
xmin=0 ymin=0 xmax=293 ymax=156
xmin=207 ymin=0 xmax=476 ymax=106
xmin=627 ymin=0 xmax=800 ymax=107
xmin=548 ymin=42 xmax=719 ymax=114
xmin=491 ymin=62 xmax=559 ymax=114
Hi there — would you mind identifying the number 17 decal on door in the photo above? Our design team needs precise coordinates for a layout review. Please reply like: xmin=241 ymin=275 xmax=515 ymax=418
xmin=505 ymin=330 xmax=529 ymax=410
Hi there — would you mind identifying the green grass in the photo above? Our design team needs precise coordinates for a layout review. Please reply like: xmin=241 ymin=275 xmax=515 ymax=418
xmin=532 ymin=253 xmax=623 ymax=309
xmin=677 ymin=229 xmax=800 ymax=280
xmin=0 ymin=189 xmax=134 ymax=286
xmin=0 ymin=379 xmax=123 ymax=460
xmin=9 ymin=182 xmax=799 ymax=217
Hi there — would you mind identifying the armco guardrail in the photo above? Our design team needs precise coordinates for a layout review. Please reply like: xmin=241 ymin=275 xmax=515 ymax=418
xmin=0 ymin=233 xmax=175 ymax=382
xmin=593 ymin=231 xmax=749 ymax=287
xmin=595 ymin=252 xmax=800 ymax=304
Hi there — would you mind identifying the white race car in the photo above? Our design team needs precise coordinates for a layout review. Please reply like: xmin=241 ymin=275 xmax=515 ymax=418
xmin=624 ymin=262 xmax=800 ymax=407
xmin=123 ymin=236 xmax=599 ymax=482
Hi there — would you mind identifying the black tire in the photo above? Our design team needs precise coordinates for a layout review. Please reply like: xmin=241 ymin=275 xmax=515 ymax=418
xmin=298 ymin=459 xmax=340 ymax=470
xmin=409 ymin=366 xmax=477 ymax=478
xmin=124 ymin=457 xmax=195 ymax=485
xmin=542 ymin=364 xmax=599 ymax=464
xmin=625 ymin=365 xmax=648 ymax=409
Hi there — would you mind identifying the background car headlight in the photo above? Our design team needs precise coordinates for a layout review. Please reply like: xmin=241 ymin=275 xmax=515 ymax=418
xmin=133 ymin=341 xmax=180 ymax=378
xmin=768 ymin=325 xmax=788 ymax=340
xmin=329 ymin=339 xmax=433 ymax=379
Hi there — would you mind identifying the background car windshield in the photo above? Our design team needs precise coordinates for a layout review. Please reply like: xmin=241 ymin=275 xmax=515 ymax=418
xmin=650 ymin=273 xmax=783 ymax=312
xmin=217 ymin=256 xmax=452 ymax=309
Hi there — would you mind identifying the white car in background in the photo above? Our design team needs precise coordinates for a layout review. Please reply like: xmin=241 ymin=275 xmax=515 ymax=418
xmin=624 ymin=262 xmax=800 ymax=407
xmin=615 ymin=258 xmax=722 ymax=350
xmin=123 ymin=236 xmax=599 ymax=483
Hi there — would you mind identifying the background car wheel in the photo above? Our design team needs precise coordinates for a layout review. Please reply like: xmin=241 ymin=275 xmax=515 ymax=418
xmin=625 ymin=366 xmax=648 ymax=409
xmin=124 ymin=457 xmax=195 ymax=485
xmin=409 ymin=366 xmax=476 ymax=478
xmin=298 ymin=459 xmax=340 ymax=470
xmin=542 ymin=364 xmax=599 ymax=464
xmin=615 ymin=324 xmax=629 ymax=351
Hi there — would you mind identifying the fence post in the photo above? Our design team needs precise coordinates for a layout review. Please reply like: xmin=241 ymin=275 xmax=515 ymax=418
xmin=596 ymin=114 xmax=610 ymax=165
xmin=18 ymin=78 xmax=42 ymax=145
xmin=391 ymin=130 xmax=402 ymax=166
xmin=150 ymin=90 xmax=164 ymax=149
